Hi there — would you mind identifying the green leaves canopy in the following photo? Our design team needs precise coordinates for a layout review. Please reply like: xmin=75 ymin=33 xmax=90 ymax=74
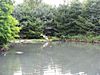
xmin=0 ymin=1 xmax=20 ymax=45
xmin=13 ymin=0 xmax=100 ymax=38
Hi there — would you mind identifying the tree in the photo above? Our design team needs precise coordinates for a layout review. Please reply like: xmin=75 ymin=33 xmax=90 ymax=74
xmin=55 ymin=0 xmax=83 ymax=36
xmin=55 ymin=0 xmax=95 ymax=37
xmin=84 ymin=0 xmax=100 ymax=34
xmin=13 ymin=0 xmax=99 ymax=39
xmin=13 ymin=2 xmax=56 ymax=38
xmin=23 ymin=0 xmax=42 ymax=8
xmin=0 ymin=0 xmax=20 ymax=45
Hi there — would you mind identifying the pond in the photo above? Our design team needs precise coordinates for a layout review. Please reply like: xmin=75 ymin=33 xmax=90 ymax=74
xmin=0 ymin=42 xmax=100 ymax=75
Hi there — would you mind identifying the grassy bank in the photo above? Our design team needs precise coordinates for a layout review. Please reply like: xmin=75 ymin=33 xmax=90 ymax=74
xmin=10 ymin=35 xmax=100 ymax=44
xmin=64 ymin=35 xmax=100 ymax=43
xmin=2 ymin=35 xmax=100 ymax=49
xmin=0 ymin=35 xmax=100 ymax=52
xmin=32 ymin=37 xmax=60 ymax=42
xmin=10 ymin=37 xmax=60 ymax=44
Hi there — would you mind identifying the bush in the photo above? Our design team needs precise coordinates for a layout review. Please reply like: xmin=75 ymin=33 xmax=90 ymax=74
xmin=0 ymin=1 xmax=20 ymax=45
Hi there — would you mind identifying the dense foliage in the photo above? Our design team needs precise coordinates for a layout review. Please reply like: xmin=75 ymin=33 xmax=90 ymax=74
xmin=84 ymin=0 xmax=100 ymax=34
xmin=13 ymin=0 xmax=100 ymax=39
xmin=0 ymin=0 xmax=20 ymax=45
xmin=14 ymin=1 xmax=56 ymax=38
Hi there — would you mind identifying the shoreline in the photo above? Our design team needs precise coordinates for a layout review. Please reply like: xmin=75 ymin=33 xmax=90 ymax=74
xmin=65 ymin=39 xmax=100 ymax=44
xmin=0 ymin=38 xmax=100 ymax=52
xmin=11 ymin=38 xmax=100 ymax=44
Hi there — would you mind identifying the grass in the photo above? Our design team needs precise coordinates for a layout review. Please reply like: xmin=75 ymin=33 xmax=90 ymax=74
xmin=32 ymin=37 xmax=60 ymax=42
xmin=32 ymin=39 xmax=46 ymax=42
xmin=9 ymin=37 xmax=60 ymax=44
xmin=9 ymin=35 xmax=100 ymax=44
xmin=65 ymin=35 xmax=100 ymax=43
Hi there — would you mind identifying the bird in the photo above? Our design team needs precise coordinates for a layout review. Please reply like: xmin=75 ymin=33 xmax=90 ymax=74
xmin=40 ymin=34 xmax=49 ymax=41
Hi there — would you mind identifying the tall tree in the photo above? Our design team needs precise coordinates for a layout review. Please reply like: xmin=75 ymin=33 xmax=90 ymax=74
xmin=23 ymin=0 xmax=42 ymax=8
xmin=55 ymin=0 xmax=95 ymax=36
xmin=84 ymin=0 xmax=100 ymax=34
xmin=0 ymin=0 xmax=20 ymax=45
xmin=56 ymin=0 xmax=83 ymax=36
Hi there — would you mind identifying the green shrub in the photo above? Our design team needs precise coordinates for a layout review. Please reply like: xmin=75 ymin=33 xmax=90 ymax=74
xmin=0 ymin=1 xmax=20 ymax=45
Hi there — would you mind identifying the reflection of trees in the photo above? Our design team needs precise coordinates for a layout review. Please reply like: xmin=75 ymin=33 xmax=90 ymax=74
xmin=0 ymin=42 xmax=100 ymax=75
xmin=0 ymin=54 xmax=21 ymax=75
xmin=45 ymin=42 xmax=100 ymax=75
xmin=19 ymin=42 xmax=100 ymax=75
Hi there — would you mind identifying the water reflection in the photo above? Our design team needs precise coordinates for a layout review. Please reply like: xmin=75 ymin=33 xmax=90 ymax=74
xmin=41 ymin=42 xmax=52 ymax=49
xmin=0 ymin=42 xmax=100 ymax=75
xmin=43 ymin=64 xmax=87 ymax=75
xmin=14 ymin=67 xmax=22 ymax=75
